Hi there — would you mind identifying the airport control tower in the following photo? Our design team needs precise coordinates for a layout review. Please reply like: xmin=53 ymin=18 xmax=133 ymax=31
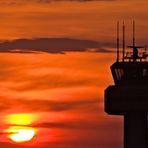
xmin=105 ymin=21 xmax=148 ymax=148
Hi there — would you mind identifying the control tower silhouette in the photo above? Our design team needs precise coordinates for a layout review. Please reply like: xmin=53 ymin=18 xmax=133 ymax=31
xmin=105 ymin=21 xmax=148 ymax=148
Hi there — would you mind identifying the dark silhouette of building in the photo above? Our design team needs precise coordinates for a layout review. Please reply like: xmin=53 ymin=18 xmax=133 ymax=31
xmin=105 ymin=21 xmax=148 ymax=148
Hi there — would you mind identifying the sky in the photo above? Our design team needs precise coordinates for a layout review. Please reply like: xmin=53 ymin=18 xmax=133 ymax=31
xmin=0 ymin=0 xmax=147 ymax=148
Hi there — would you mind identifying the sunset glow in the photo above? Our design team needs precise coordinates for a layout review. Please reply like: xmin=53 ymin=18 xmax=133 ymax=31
xmin=4 ymin=113 xmax=37 ymax=125
xmin=0 ymin=0 xmax=147 ymax=148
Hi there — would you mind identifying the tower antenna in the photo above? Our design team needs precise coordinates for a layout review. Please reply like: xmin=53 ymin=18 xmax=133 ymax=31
xmin=133 ymin=20 xmax=135 ymax=47
xmin=122 ymin=21 xmax=125 ymax=62
xmin=117 ymin=21 xmax=120 ymax=62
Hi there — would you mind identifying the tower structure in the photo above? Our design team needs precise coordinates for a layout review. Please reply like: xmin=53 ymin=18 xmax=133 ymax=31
xmin=105 ymin=21 xmax=148 ymax=148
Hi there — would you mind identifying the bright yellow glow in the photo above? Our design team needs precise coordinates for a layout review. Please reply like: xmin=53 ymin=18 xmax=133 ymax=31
xmin=4 ymin=113 xmax=37 ymax=125
xmin=6 ymin=126 xmax=36 ymax=143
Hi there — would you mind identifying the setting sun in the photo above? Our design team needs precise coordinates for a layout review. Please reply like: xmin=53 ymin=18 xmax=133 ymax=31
xmin=3 ymin=113 xmax=38 ymax=143
xmin=6 ymin=126 xmax=36 ymax=143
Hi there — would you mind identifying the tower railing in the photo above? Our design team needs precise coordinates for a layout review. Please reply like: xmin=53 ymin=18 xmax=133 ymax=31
xmin=124 ymin=50 xmax=147 ymax=62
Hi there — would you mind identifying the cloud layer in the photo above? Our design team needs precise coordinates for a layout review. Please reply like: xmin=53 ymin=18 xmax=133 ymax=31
xmin=0 ymin=0 xmax=115 ymax=5
xmin=0 ymin=96 xmax=99 ymax=112
xmin=0 ymin=38 xmax=112 ymax=54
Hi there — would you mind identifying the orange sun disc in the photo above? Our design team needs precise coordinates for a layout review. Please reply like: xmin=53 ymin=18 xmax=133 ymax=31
xmin=5 ymin=126 xmax=36 ymax=143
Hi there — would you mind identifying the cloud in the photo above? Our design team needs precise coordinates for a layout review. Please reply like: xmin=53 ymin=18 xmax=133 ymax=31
xmin=32 ymin=120 xmax=103 ymax=129
xmin=0 ymin=38 xmax=112 ymax=54
xmin=0 ymin=96 xmax=99 ymax=112
xmin=34 ymin=0 xmax=116 ymax=3
xmin=0 ymin=0 xmax=116 ymax=5
xmin=4 ymin=74 xmax=100 ymax=92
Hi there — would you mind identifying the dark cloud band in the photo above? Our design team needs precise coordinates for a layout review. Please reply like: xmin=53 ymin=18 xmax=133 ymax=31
xmin=0 ymin=38 xmax=112 ymax=54
xmin=0 ymin=0 xmax=116 ymax=5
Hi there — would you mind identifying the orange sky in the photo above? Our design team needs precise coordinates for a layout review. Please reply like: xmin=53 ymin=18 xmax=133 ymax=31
xmin=0 ymin=0 xmax=147 ymax=43
xmin=0 ymin=0 xmax=147 ymax=148
xmin=0 ymin=52 xmax=122 ymax=148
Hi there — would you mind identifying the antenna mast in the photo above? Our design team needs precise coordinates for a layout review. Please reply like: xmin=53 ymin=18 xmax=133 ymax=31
xmin=117 ymin=21 xmax=119 ymax=62
xmin=122 ymin=22 xmax=125 ymax=62
xmin=133 ymin=20 xmax=135 ymax=47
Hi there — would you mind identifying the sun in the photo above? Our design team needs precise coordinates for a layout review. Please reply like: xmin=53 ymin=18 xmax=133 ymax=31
xmin=3 ymin=113 xmax=38 ymax=143
xmin=6 ymin=126 xmax=36 ymax=143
